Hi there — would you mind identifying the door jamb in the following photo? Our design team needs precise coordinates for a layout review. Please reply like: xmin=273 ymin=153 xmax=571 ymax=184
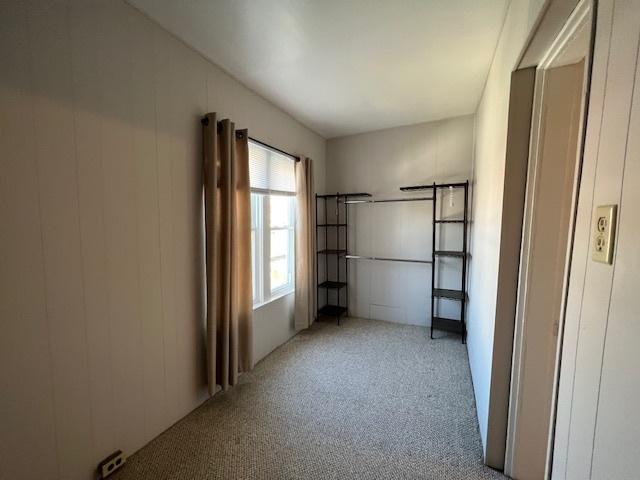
xmin=504 ymin=1 xmax=594 ymax=477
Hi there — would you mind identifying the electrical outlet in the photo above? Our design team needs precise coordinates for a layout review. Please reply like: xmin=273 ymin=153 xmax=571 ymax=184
xmin=98 ymin=450 xmax=126 ymax=478
xmin=592 ymin=205 xmax=617 ymax=264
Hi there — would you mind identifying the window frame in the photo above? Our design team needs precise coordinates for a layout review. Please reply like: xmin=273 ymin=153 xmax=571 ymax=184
xmin=251 ymin=193 xmax=265 ymax=305
xmin=249 ymin=139 xmax=297 ymax=309
xmin=268 ymin=194 xmax=296 ymax=298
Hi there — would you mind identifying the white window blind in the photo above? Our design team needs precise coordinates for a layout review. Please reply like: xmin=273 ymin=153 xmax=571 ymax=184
xmin=249 ymin=140 xmax=296 ymax=195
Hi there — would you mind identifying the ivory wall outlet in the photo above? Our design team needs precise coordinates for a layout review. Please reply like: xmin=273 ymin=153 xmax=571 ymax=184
xmin=592 ymin=204 xmax=617 ymax=264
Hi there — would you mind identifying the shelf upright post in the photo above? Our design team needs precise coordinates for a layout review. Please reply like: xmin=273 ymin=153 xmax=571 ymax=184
xmin=461 ymin=180 xmax=469 ymax=343
xmin=430 ymin=182 xmax=437 ymax=339
xmin=345 ymin=194 xmax=349 ymax=319
xmin=324 ymin=196 xmax=328 ymax=313
xmin=315 ymin=194 xmax=319 ymax=321
xmin=336 ymin=194 xmax=341 ymax=325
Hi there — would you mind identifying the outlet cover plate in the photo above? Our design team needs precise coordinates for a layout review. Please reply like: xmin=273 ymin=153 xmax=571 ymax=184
xmin=592 ymin=204 xmax=617 ymax=264
xmin=99 ymin=450 xmax=126 ymax=478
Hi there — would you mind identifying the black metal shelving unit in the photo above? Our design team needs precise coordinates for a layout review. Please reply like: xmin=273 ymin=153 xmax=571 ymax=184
xmin=400 ymin=181 xmax=469 ymax=343
xmin=316 ymin=183 xmax=468 ymax=339
xmin=315 ymin=192 xmax=371 ymax=324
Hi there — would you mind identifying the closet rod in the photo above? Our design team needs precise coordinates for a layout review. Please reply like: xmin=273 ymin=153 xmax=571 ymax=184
xmin=345 ymin=254 xmax=432 ymax=264
xmin=343 ymin=196 xmax=433 ymax=204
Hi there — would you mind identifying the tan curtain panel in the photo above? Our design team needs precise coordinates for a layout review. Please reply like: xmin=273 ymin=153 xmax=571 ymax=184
xmin=294 ymin=157 xmax=315 ymax=330
xmin=202 ymin=113 xmax=253 ymax=394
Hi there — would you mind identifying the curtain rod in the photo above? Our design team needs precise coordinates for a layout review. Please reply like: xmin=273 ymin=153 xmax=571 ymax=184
xmin=200 ymin=116 xmax=245 ymax=137
xmin=200 ymin=116 xmax=299 ymax=162
xmin=248 ymin=136 xmax=300 ymax=162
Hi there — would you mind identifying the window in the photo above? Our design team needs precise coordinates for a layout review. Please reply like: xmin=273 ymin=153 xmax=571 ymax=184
xmin=249 ymin=140 xmax=296 ymax=307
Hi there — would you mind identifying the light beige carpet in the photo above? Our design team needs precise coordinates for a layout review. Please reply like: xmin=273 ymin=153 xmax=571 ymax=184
xmin=114 ymin=318 xmax=506 ymax=479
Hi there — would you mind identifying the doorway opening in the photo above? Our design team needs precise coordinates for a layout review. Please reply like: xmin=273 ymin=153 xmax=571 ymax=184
xmin=501 ymin=2 xmax=595 ymax=478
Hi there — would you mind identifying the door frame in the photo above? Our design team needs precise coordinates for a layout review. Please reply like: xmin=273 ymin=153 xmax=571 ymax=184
xmin=504 ymin=1 xmax=594 ymax=477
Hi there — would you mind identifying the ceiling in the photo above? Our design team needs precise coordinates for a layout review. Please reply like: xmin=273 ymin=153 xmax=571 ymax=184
xmin=129 ymin=0 xmax=509 ymax=138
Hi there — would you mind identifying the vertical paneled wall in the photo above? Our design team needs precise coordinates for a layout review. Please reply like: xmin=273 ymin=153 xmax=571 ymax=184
xmin=325 ymin=116 xmax=474 ymax=327
xmin=0 ymin=1 xmax=325 ymax=478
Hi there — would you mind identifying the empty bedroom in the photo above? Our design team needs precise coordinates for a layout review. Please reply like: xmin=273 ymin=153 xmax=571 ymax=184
xmin=1 ymin=0 xmax=639 ymax=479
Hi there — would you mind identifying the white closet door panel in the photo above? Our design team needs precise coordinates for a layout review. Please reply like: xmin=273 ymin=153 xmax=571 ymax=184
xmin=554 ymin=0 xmax=640 ymax=478
xmin=590 ymin=31 xmax=640 ymax=480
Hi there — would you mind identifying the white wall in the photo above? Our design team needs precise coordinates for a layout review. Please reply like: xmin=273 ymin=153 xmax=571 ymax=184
xmin=325 ymin=116 xmax=474 ymax=326
xmin=0 ymin=1 xmax=325 ymax=479
xmin=588 ymin=42 xmax=640 ymax=479
xmin=466 ymin=0 xmax=548 ymax=454
xmin=552 ymin=0 xmax=640 ymax=477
